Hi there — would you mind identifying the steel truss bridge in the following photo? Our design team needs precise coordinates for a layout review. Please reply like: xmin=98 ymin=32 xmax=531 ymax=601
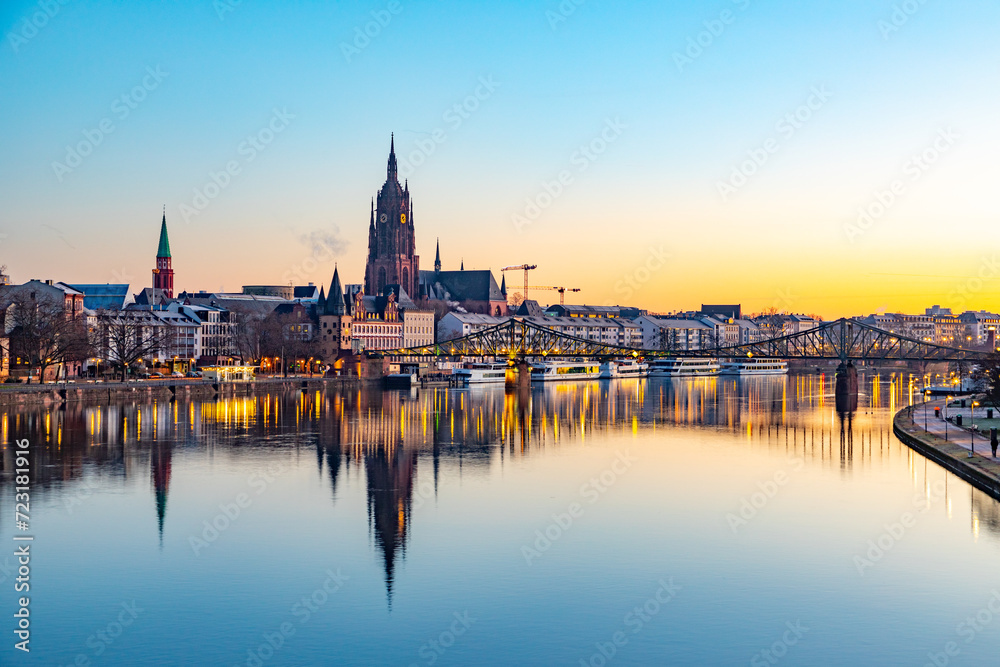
xmin=375 ymin=317 xmax=986 ymax=363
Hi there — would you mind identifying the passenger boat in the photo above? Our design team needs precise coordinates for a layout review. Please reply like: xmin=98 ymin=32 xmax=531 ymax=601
xmin=599 ymin=360 xmax=649 ymax=379
xmin=647 ymin=358 xmax=720 ymax=378
xmin=718 ymin=358 xmax=788 ymax=376
xmin=454 ymin=362 xmax=509 ymax=384
xmin=530 ymin=360 xmax=602 ymax=381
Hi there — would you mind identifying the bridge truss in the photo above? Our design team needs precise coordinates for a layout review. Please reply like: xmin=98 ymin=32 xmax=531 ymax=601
xmin=375 ymin=317 xmax=986 ymax=363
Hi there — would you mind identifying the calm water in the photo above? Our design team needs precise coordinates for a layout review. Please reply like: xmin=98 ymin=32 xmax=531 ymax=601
xmin=2 ymin=374 xmax=1000 ymax=666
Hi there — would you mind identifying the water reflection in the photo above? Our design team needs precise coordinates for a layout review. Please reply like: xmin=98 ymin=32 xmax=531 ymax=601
xmin=2 ymin=372 xmax=997 ymax=602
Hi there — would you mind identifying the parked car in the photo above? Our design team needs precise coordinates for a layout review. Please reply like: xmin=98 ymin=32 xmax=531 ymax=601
xmin=186 ymin=371 xmax=203 ymax=378
xmin=147 ymin=372 xmax=165 ymax=379
xmin=171 ymin=371 xmax=185 ymax=378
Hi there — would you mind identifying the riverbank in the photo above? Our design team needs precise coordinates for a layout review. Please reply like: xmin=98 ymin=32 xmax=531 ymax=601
xmin=893 ymin=399 xmax=1000 ymax=501
xmin=0 ymin=376 xmax=381 ymax=409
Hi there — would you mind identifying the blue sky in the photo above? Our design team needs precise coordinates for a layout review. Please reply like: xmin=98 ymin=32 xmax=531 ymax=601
xmin=2 ymin=0 xmax=997 ymax=316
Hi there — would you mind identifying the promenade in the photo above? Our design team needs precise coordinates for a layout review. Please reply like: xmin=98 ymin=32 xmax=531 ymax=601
xmin=894 ymin=396 xmax=1000 ymax=500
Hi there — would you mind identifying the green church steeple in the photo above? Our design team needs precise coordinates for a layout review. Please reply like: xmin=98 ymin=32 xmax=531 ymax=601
xmin=157 ymin=210 xmax=171 ymax=258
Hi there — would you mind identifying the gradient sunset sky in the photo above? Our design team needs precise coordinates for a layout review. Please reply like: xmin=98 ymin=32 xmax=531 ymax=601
xmin=2 ymin=0 xmax=997 ymax=318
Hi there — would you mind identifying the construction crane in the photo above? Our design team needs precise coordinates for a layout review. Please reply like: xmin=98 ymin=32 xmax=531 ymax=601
xmin=501 ymin=264 xmax=537 ymax=297
xmin=531 ymin=286 xmax=582 ymax=305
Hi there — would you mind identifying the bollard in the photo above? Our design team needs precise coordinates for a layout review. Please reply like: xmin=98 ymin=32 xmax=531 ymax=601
xmin=989 ymin=409 xmax=994 ymax=419
xmin=956 ymin=414 xmax=963 ymax=427
xmin=934 ymin=407 xmax=941 ymax=418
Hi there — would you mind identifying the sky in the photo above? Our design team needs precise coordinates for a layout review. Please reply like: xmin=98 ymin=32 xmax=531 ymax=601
xmin=1 ymin=0 xmax=998 ymax=318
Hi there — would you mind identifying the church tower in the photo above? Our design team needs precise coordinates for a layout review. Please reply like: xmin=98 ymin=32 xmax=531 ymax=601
xmin=364 ymin=135 xmax=419 ymax=297
xmin=152 ymin=210 xmax=174 ymax=298
xmin=319 ymin=265 xmax=353 ymax=366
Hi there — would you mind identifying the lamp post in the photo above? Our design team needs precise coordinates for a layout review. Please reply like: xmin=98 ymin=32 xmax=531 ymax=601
xmin=924 ymin=389 xmax=930 ymax=431
xmin=943 ymin=394 xmax=948 ymax=441
xmin=970 ymin=400 xmax=979 ymax=458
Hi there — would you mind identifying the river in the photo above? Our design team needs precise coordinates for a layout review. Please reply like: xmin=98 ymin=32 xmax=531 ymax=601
xmin=1 ymin=374 xmax=998 ymax=666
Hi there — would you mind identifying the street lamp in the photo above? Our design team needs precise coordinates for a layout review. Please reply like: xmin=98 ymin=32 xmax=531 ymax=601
xmin=970 ymin=400 xmax=979 ymax=458
xmin=943 ymin=395 xmax=948 ymax=442
xmin=924 ymin=389 xmax=930 ymax=431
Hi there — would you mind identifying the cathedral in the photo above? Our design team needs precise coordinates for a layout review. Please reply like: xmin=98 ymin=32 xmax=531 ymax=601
xmin=361 ymin=135 xmax=507 ymax=318
xmin=364 ymin=135 xmax=419 ymax=298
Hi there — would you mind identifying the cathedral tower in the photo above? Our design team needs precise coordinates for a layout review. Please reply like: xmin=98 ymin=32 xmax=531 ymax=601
xmin=364 ymin=135 xmax=419 ymax=296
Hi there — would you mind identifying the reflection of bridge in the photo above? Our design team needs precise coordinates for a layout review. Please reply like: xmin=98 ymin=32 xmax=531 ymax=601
xmin=376 ymin=317 xmax=985 ymax=362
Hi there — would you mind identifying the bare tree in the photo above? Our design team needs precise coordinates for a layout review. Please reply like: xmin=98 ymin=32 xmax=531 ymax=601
xmin=4 ymin=292 xmax=90 ymax=383
xmin=230 ymin=306 xmax=268 ymax=364
xmin=973 ymin=352 xmax=1000 ymax=408
xmin=94 ymin=310 xmax=172 ymax=382
xmin=755 ymin=307 xmax=787 ymax=340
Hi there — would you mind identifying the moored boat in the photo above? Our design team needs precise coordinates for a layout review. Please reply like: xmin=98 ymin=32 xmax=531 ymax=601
xmin=599 ymin=360 xmax=649 ymax=378
xmin=455 ymin=362 xmax=509 ymax=384
xmin=718 ymin=358 xmax=788 ymax=376
xmin=647 ymin=358 xmax=720 ymax=378
xmin=530 ymin=360 xmax=602 ymax=381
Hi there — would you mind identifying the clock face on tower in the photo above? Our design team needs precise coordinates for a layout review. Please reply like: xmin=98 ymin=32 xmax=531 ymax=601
xmin=400 ymin=213 xmax=406 ymax=224
xmin=379 ymin=213 xmax=387 ymax=223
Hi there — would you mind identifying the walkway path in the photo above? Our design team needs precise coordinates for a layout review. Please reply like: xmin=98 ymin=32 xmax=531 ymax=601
xmin=894 ymin=395 xmax=1000 ymax=499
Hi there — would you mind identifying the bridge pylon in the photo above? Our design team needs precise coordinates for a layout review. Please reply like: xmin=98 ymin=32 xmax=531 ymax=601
xmin=835 ymin=361 xmax=859 ymax=413
xmin=506 ymin=360 xmax=531 ymax=391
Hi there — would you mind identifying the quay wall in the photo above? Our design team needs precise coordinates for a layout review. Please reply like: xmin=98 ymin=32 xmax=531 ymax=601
xmin=893 ymin=405 xmax=1000 ymax=501
xmin=0 ymin=377 xmax=382 ymax=410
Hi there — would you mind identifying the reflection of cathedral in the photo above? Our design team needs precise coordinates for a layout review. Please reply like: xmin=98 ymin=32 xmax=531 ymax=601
xmin=365 ymin=447 xmax=415 ymax=606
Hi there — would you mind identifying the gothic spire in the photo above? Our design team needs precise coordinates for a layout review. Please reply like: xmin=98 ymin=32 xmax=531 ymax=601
xmin=370 ymin=198 xmax=375 ymax=228
xmin=325 ymin=265 xmax=345 ymax=316
xmin=157 ymin=210 xmax=171 ymax=258
xmin=434 ymin=238 xmax=441 ymax=272
xmin=460 ymin=258 xmax=464 ymax=271
xmin=387 ymin=133 xmax=397 ymax=182
xmin=500 ymin=274 xmax=507 ymax=297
